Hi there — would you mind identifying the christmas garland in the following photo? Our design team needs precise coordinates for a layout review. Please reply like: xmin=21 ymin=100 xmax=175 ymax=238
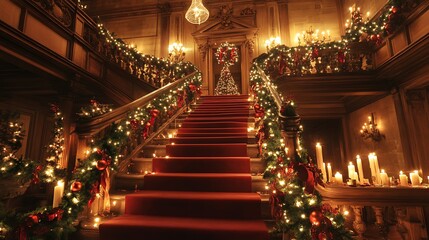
xmin=215 ymin=42 xmax=239 ymax=65
xmin=0 ymin=74 xmax=202 ymax=239
xmin=250 ymin=65 xmax=351 ymax=239
xmin=260 ymin=0 xmax=422 ymax=80
xmin=77 ymin=99 xmax=113 ymax=120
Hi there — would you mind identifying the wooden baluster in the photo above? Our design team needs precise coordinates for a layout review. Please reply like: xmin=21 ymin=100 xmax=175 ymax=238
xmin=372 ymin=206 xmax=388 ymax=239
xmin=352 ymin=205 xmax=367 ymax=239
xmin=279 ymin=115 xmax=301 ymax=160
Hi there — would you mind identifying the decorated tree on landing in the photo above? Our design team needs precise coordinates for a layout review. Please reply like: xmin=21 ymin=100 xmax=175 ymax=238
xmin=214 ymin=42 xmax=239 ymax=95
xmin=215 ymin=65 xmax=239 ymax=95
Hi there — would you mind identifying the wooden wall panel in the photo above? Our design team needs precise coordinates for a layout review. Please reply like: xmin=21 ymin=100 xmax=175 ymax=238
xmin=0 ymin=0 xmax=21 ymax=29
xmin=374 ymin=43 xmax=390 ymax=67
xmin=408 ymin=8 xmax=429 ymax=43
xmin=72 ymin=42 xmax=86 ymax=68
xmin=24 ymin=14 xmax=68 ymax=57
xmin=346 ymin=95 xmax=406 ymax=178
xmin=103 ymin=15 xmax=158 ymax=38
xmin=88 ymin=54 xmax=102 ymax=77
xmin=391 ymin=30 xmax=408 ymax=55
xmin=75 ymin=17 xmax=84 ymax=37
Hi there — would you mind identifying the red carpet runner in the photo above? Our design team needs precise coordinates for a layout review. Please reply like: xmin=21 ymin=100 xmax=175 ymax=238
xmin=100 ymin=95 xmax=268 ymax=240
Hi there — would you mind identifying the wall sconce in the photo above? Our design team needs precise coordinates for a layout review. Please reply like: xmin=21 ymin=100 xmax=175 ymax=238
xmin=360 ymin=113 xmax=383 ymax=142
xmin=168 ymin=42 xmax=186 ymax=63
xmin=264 ymin=37 xmax=281 ymax=52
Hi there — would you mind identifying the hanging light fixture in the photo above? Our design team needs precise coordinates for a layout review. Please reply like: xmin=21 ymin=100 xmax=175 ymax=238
xmin=185 ymin=0 xmax=209 ymax=25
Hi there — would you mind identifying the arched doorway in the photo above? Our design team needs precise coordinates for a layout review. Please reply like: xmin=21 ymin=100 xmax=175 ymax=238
xmin=192 ymin=5 xmax=258 ymax=96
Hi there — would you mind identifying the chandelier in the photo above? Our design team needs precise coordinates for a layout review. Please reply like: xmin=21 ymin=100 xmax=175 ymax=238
xmin=185 ymin=0 xmax=209 ymax=25
xmin=295 ymin=26 xmax=331 ymax=46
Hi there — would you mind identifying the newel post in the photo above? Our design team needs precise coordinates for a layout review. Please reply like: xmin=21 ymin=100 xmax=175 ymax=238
xmin=279 ymin=114 xmax=301 ymax=160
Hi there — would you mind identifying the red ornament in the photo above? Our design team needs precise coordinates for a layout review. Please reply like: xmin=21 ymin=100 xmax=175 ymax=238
xmin=26 ymin=214 xmax=39 ymax=227
xmin=96 ymin=159 xmax=109 ymax=171
xmin=318 ymin=232 xmax=328 ymax=240
xmin=71 ymin=181 xmax=82 ymax=192
xmin=310 ymin=210 xmax=324 ymax=226
xmin=130 ymin=119 xmax=139 ymax=129
xmin=188 ymin=84 xmax=196 ymax=92
xmin=391 ymin=6 xmax=398 ymax=14
xmin=337 ymin=51 xmax=345 ymax=64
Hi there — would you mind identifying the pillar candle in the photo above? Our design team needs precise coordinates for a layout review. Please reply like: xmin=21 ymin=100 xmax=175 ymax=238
xmin=410 ymin=171 xmax=420 ymax=186
xmin=373 ymin=153 xmax=381 ymax=184
xmin=368 ymin=154 xmax=376 ymax=179
xmin=399 ymin=171 xmax=408 ymax=187
xmin=356 ymin=155 xmax=364 ymax=184
xmin=52 ymin=180 xmax=64 ymax=208
xmin=315 ymin=143 xmax=327 ymax=182
xmin=91 ymin=194 xmax=100 ymax=216
xmin=348 ymin=162 xmax=356 ymax=180
xmin=380 ymin=169 xmax=389 ymax=186
xmin=327 ymin=163 xmax=333 ymax=183
xmin=353 ymin=171 xmax=359 ymax=181
xmin=335 ymin=172 xmax=343 ymax=185
xmin=322 ymin=163 xmax=327 ymax=182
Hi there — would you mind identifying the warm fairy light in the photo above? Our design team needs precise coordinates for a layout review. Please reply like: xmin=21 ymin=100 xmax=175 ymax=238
xmin=343 ymin=210 xmax=349 ymax=216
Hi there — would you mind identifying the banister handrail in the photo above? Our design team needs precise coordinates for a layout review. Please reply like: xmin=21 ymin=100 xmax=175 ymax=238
xmin=255 ymin=65 xmax=292 ymax=121
xmin=76 ymin=71 xmax=198 ymax=136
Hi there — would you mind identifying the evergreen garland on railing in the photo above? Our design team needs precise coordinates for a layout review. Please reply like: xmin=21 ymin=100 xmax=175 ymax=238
xmin=250 ymin=66 xmax=352 ymax=239
xmin=0 ymin=75 xmax=201 ymax=239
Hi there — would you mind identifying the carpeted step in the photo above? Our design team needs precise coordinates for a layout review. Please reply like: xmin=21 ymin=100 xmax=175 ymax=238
xmin=201 ymin=95 xmax=249 ymax=99
xmin=176 ymin=132 xmax=248 ymax=138
xmin=170 ymin=136 xmax=247 ymax=144
xmin=189 ymin=112 xmax=250 ymax=118
xmin=99 ymin=215 xmax=268 ymax=240
xmin=184 ymin=116 xmax=250 ymax=122
xmin=181 ymin=121 xmax=248 ymax=128
xmin=152 ymin=156 xmax=250 ymax=173
xmin=166 ymin=143 xmax=247 ymax=157
xmin=177 ymin=127 xmax=247 ymax=134
xmin=196 ymin=105 xmax=249 ymax=110
xmin=143 ymin=173 xmax=252 ymax=192
xmin=124 ymin=191 xmax=261 ymax=219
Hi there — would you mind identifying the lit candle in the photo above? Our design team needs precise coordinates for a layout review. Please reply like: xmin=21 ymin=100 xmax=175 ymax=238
xmin=399 ymin=171 xmax=408 ymax=187
xmin=327 ymin=163 xmax=333 ymax=183
xmin=410 ymin=171 xmax=420 ymax=186
xmin=368 ymin=153 xmax=376 ymax=180
xmin=373 ymin=153 xmax=381 ymax=184
xmin=322 ymin=163 xmax=327 ymax=182
xmin=348 ymin=162 xmax=356 ymax=180
xmin=53 ymin=180 xmax=64 ymax=208
xmin=315 ymin=143 xmax=327 ymax=182
xmin=380 ymin=169 xmax=389 ymax=186
xmin=91 ymin=193 xmax=101 ymax=216
xmin=356 ymin=155 xmax=364 ymax=184
xmin=335 ymin=172 xmax=343 ymax=185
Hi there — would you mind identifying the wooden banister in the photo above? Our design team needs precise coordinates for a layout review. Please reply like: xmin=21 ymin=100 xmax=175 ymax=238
xmin=75 ymin=71 xmax=198 ymax=136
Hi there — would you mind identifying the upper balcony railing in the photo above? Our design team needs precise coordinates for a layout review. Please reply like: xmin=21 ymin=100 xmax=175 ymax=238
xmin=258 ymin=0 xmax=428 ymax=82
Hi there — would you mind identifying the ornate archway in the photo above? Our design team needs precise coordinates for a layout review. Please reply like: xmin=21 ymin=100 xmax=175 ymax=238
xmin=192 ymin=5 xmax=258 ymax=95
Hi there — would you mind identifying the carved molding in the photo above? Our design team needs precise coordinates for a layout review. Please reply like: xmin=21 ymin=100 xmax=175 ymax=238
xmin=32 ymin=0 xmax=72 ymax=27
xmin=215 ymin=5 xmax=233 ymax=29
xmin=198 ymin=41 xmax=211 ymax=61
xmin=406 ymin=89 xmax=426 ymax=102
xmin=240 ymin=7 xmax=256 ymax=16
xmin=244 ymin=37 xmax=255 ymax=56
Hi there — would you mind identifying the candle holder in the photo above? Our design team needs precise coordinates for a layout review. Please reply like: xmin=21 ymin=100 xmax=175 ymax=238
xmin=360 ymin=113 xmax=384 ymax=142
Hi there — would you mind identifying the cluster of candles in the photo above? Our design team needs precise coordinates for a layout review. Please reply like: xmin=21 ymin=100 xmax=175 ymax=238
xmin=316 ymin=143 xmax=427 ymax=187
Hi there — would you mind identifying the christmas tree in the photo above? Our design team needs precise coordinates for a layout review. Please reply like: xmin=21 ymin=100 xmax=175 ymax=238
xmin=214 ymin=42 xmax=240 ymax=95
xmin=215 ymin=64 xmax=239 ymax=95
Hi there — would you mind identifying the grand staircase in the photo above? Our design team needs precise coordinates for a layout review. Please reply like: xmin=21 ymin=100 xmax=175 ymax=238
xmin=99 ymin=95 xmax=269 ymax=240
